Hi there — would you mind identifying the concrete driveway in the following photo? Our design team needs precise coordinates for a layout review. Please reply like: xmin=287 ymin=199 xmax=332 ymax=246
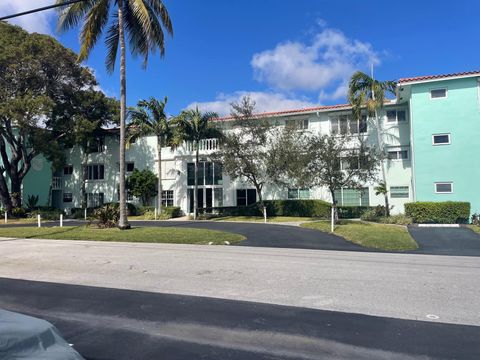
xmin=408 ymin=226 xmax=480 ymax=256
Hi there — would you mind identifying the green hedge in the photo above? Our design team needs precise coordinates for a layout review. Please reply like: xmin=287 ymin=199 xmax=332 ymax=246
xmin=337 ymin=206 xmax=381 ymax=219
xmin=404 ymin=201 xmax=470 ymax=224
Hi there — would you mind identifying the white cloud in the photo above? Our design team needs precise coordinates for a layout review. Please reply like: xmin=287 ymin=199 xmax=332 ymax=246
xmin=188 ymin=91 xmax=317 ymax=116
xmin=251 ymin=28 xmax=379 ymax=100
xmin=0 ymin=1 xmax=55 ymax=34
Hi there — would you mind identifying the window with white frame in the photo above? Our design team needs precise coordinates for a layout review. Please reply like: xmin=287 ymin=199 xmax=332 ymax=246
xmin=386 ymin=109 xmax=407 ymax=123
xmin=387 ymin=149 xmax=408 ymax=160
xmin=432 ymin=133 xmax=451 ymax=145
xmin=430 ymin=88 xmax=447 ymax=99
xmin=63 ymin=165 xmax=73 ymax=176
xmin=86 ymin=193 xmax=104 ymax=207
xmin=287 ymin=188 xmax=310 ymax=199
xmin=236 ymin=189 xmax=256 ymax=206
xmin=87 ymin=136 xmax=105 ymax=153
xmin=390 ymin=186 xmax=409 ymax=198
xmin=162 ymin=190 xmax=174 ymax=207
xmin=333 ymin=188 xmax=369 ymax=206
xmin=286 ymin=118 xmax=309 ymax=129
xmin=435 ymin=182 xmax=453 ymax=193
xmin=330 ymin=114 xmax=367 ymax=135
xmin=85 ymin=164 xmax=104 ymax=180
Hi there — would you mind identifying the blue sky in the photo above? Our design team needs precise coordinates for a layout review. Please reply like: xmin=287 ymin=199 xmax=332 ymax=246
xmin=2 ymin=0 xmax=479 ymax=115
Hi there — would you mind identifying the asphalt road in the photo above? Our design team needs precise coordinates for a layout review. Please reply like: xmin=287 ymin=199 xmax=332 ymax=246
xmin=1 ymin=277 xmax=479 ymax=360
xmin=1 ymin=238 xmax=479 ymax=326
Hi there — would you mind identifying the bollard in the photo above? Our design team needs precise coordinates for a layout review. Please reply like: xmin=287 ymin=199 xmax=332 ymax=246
xmin=84 ymin=208 xmax=87 ymax=220
xmin=154 ymin=208 xmax=157 ymax=220
xmin=331 ymin=206 xmax=334 ymax=233
xmin=4 ymin=212 xmax=6 ymax=224
xmin=60 ymin=214 xmax=63 ymax=227
xmin=37 ymin=214 xmax=41 ymax=228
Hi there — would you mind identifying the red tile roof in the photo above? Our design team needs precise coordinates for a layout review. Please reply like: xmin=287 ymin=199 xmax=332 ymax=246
xmin=398 ymin=70 xmax=480 ymax=84
xmin=215 ymin=103 xmax=352 ymax=121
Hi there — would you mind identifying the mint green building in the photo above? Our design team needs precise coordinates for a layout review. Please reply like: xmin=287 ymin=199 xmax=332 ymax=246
xmin=4 ymin=70 xmax=480 ymax=216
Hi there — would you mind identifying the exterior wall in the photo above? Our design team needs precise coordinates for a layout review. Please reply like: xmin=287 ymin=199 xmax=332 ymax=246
xmin=22 ymin=155 xmax=52 ymax=207
xmin=409 ymin=77 xmax=480 ymax=214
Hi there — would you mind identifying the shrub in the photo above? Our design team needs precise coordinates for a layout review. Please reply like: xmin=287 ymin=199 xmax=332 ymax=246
xmin=405 ymin=201 xmax=470 ymax=224
xmin=138 ymin=206 xmax=155 ymax=215
xmin=11 ymin=207 xmax=27 ymax=218
xmin=25 ymin=195 xmax=39 ymax=210
xmin=360 ymin=209 xmax=379 ymax=222
xmin=126 ymin=202 xmax=138 ymax=216
xmin=379 ymin=214 xmax=413 ymax=225
xmin=338 ymin=206 xmax=382 ymax=219
xmin=163 ymin=206 xmax=181 ymax=218
xmin=472 ymin=213 xmax=480 ymax=225
xmin=93 ymin=203 xmax=120 ymax=228
xmin=29 ymin=209 xmax=64 ymax=221
xmin=143 ymin=206 xmax=181 ymax=220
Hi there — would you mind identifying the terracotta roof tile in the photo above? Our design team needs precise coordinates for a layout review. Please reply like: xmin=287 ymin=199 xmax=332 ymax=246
xmin=398 ymin=70 xmax=480 ymax=84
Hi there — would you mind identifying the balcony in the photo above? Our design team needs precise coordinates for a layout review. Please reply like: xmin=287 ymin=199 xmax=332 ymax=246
xmin=184 ymin=138 xmax=219 ymax=153
xmin=52 ymin=177 xmax=62 ymax=190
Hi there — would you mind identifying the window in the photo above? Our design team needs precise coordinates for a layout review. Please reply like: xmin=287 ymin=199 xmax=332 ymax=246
xmin=236 ymin=189 xmax=256 ymax=206
xmin=63 ymin=165 xmax=73 ymax=176
xmin=86 ymin=193 xmax=104 ymax=208
xmin=187 ymin=162 xmax=222 ymax=186
xmin=387 ymin=149 xmax=408 ymax=160
xmin=431 ymin=88 xmax=447 ymax=99
xmin=63 ymin=192 xmax=73 ymax=203
xmin=333 ymin=188 xmax=369 ymax=206
xmin=288 ymin=188 xmax=310 ymax=199
xmin=88 ymin=136 xmax=105 ymax=153
xmin=432 ymin=133 xmax=451 ymax=145
xmin=435 ymin=182 xmax=453 ymax=193
xmin=386 ymin=110 xmax=407 ymax=123
xmin=85 ymin=164 xmax=105 ymax=180
xmin=286 ymin=119 xmax=309 ymax=129
xmin=126 ymin=162 xmax=135 ymax=172
xmin=390 ymin=186 xmax=409 ymax=198
xmin=162 ymin=190 xmax=174 ymax=207
xmin=330 ymin=114 xmax=367 ymax=135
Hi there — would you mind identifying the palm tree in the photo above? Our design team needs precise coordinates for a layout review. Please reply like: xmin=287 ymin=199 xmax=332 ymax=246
xmin=174 ymin=108 xmax=221 ymax=220
xmin=56 ymin=0 xmax=173 ymax=229
xmin=348 ymin=71 xmax=396 ymax=217
xmin=128 ymin=96 xmax=178 ymax=215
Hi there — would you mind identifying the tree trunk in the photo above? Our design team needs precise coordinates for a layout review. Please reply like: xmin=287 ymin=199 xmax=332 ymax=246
xmin=117 ymin=0 xmax=130 ymax=229
xmin=0 ymin=173 xmax=12 ymax=215
xmin=157 ymin=135 xmax=163 ymax=216
xmin=374 ymin=110 xmax=390 ymax=217
xmin=193 ymin=143 xmax=199 ymax=220
xmin=10 ymin=175 xmax=22 ymax=208
xmin=81 ymin=150 xmax=88 ymax=209
xmin=330 ymin=188 xmax=338 ymax=223
xmin=255 ymin=186 xmax=267 ymax=223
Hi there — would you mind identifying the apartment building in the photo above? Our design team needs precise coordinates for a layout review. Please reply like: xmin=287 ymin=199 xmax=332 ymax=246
xmin=19 ymin=70 xmax=480 ymax=215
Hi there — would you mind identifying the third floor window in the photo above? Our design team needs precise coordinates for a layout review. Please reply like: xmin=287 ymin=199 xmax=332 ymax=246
xmin=330 ymin=114 xmax=367 ymax=135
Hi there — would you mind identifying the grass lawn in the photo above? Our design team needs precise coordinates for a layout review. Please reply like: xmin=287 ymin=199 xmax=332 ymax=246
xmin=467 ymin=225 xmax=480 ymax=235
xmin=0 ymin=226 xmax=245 ymax=245
xmin=0 ymin=218 xmax=41 ymax=225
xmin=301 ymin=220 xmax=418 ymax=251
xmin=213 ymin=216 xmax=320 ymax=223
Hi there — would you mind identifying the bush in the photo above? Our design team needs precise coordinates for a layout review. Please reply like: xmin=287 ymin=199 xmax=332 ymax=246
xmin=338 ymin=206 xmax=382 ymax=219
xmin=126 ymin=202 xmax=138 ymax=216
xmin=11 ymin=207 xmax=26 ymax=218
xmin=472 ymin=213 xmax=480 ymax=225
xmin=29 ymin=209 xmax=64 ymax=221
xmin=360 ymin=209 xmax=379 ymax=222
xmin=379 ymin=214 xmax=413 ymax=225
xmin=138 ymin=206 xmax=155 ymax=215
xmin=405 ymin=201 xmax=470 ymax=224
xmin=143 ymin=206 xmax=181 ymax=220
xmin=93 ymin=203 xmax=120 ymax=228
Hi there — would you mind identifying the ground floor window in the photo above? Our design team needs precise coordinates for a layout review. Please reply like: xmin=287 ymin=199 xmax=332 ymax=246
xmin=287 ymin=188 xmax=310 ymax=199
xmin=86 ymin=193 xmax=104 ymax=208
xmin=236 ymin=189 xmax=257 ymax=206
xmin=390 ymin=186 xmax=409 ymax=198
xmin=162 ymin=190 xmax=174 ymax=207
xmin=63 ymin=192 xmax=73 ymax=203
xmin=435 ymin=182 xmax=453 ymax=194
xmin=333 ymin=188 xmax=369 ymax=206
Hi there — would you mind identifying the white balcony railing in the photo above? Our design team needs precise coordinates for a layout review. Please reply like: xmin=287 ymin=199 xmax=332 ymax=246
xmin=184 ymin=138 xmax=219 ymax=152
xmin=52 ymin=177 xmax=62 ymax=190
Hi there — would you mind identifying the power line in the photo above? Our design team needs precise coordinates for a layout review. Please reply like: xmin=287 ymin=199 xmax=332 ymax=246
xmin=0 ymin=0 xmax=87 ymax=21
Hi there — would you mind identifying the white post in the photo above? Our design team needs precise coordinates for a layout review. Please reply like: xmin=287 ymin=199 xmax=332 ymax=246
xmin=84 ymin=208 xmax=87 ymax=220
xmin=4 ymin=212 xmax=6 ymax=224
xmin=37 ymin=214 xmax=41 ymax=228
xmin=154 ymin=208 xmax=158 ymax=220
xmin=331 ymin=206 xmax=334 ymax=232
xmin=60 ymin=214 xmax=63 ymax=227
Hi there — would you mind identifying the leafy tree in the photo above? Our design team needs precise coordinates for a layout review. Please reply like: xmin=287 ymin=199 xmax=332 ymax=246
xmin=128 ymin=97 xmax=178 ymax=214
xmin=174 ymin=108 xmax=221 ymax=220
xmin=348 ymin=71 xmax=396 ymax=216
xmin=212 ymin=96 xmax=302 ymax=222
xmin=0 ymin=22 xmax=116 ymax=214
xmin=300 ymin=134 xmax=383 ymax=221
xmin=57 ymin=0 xmax=174 ymax=229
xmin=126 ymin=169 xmax=158 ymax=206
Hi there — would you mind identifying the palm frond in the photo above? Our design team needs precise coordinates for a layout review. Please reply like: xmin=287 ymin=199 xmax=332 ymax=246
xmin=104 ymin=13 xmax=119 ymax=73
xmin=78 ymin=0 xmax=111 ymax=62
xmin=56 ymin=0 xmax=94 ymax=33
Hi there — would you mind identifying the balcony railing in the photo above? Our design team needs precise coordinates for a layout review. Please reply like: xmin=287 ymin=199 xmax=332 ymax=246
xmin=184 ymin=138 xmax=219 ymax=152
xmin=52 ymin=177 xmax=62 ymax=190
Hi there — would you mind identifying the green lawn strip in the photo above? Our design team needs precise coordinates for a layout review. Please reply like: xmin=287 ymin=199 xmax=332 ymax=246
xmin=301 ymin=220 xmax=418 ymax=251
xmin=213 ymin=216 xmax=320 ymax=223
xmin=0 ymin=226 xmax=245 ymax=245
xmin=467 ymin=225 xmax=480 ymax=235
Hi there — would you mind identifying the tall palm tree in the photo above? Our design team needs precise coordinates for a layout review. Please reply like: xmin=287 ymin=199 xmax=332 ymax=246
xmin=56 ymin=0 xmax=173 ymax=229
xmin=348 ymin=71 xmax=396 ymax=216
xmin=128 ymin=96 xmax=178 ymax=215
xmin=174 ymin=108 xmax=221 ymax=220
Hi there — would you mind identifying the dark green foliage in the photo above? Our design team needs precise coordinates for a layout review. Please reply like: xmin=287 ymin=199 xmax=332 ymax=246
xmin=405 ymin=202 xmax=470 ymax=224
xmin=126 ymin=169 xmax=158 ymax=206
xmin=338 ymin=206 xmax=383 ymax=219
xmin=163 ymin=206 xmax=181 ymax=218
xmin=126 ymin=202 xmax=138 ymax=216
xmin=25 ymin=195 xmax=39 ymax=210
xmin=93 ymin=203 xmax=120 ymax=228
xmin=28 ymin=208 xmax=64 ymax=221
xmin=11 ymin=207 xmax=27 ymax=218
